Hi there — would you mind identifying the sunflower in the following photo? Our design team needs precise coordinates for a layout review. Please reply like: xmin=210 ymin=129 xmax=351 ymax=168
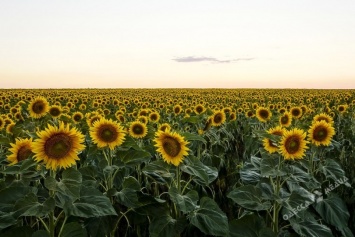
xmin=32 ymin=122 xmax=85 ymax=170
xmin=6 ymin=122 xmax=16 ymax=134
xmin=0 ymin=117 xmax=5 ymax=130
xmin=129 ymin=121 xmax=148 ymax=139
xmin=138 ymin=116 xmax=148 ymax=124
xmin=90 ymin=118 xmax=126 ymax=150
xmin=337 ymin=104 xmax=348 ymax=114
xmin=87 ymin=114 xmax=102 ymax=127
xmin=72 ymin=112 xmax=84 ymax=123
xmin=279 ymin=112 xmax=292 ymax=127
xmin=28 ymin=96 xmax=50 ymax=119
xmin=279 ymin=128 xmax=309 ymax=160
xmin=154 ymin=129 xmax=189 ymax=166
xmin=256 ymin=107 xmax=272 ymax=122
xmin=7 ymin=138 xmax=34 ymax=165
xmin=210 ymin=110 xmax=226 ymax=127
xmin=312 ymin=113 xmax=334 ymax=125
xmin=290 ymin=107 xmax=303 ymax=119
xmin=149 ymin=112 xmax=160 ymax=123
xmin=49 ymin=105 xmax=62 ymax=118
xmin=194 ymin=104 xmax=205 ymax=114
xmin=158 ymin=123 xmax=171 ymax=132
xmin=245 ymin=110 xmax=254 ymax=118
xmin=263 ymin=126 xmax=285 ymax=154
xmin=173 ymin=105 xmax=183 ymax=115
xmin=307 ymin=120 xmax=335 ymax=146
xmin=229 ymin=112 xmax=237 ymax=121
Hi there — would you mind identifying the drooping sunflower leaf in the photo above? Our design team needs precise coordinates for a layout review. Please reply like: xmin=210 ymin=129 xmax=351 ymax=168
xmin=227 ymin=185 xmax=271 ymax=211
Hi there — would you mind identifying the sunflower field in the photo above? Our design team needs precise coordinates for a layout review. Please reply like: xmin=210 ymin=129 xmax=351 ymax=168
xmin=0 ymin=89 xmax=354 ymax=237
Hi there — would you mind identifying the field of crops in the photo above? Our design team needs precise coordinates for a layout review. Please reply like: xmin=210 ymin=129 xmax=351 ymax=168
xmin=0 ymin=89 xmax=354 ymax=237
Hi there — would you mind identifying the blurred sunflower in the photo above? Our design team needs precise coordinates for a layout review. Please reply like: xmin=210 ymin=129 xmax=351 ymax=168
xmin=279 ymin=128 xmax=308 ymax=160
xmin=210 ymin=110 xmax=226 ymax=126
xmin=87 ymin=114 xmax=102 ymax=127
xmin=90 ymin=118 xmax=126 ymax=150
xmin=32 ymin=122 xmax=85 ymax=170
xmin=129 ymin=121 xmax=148 ymax=139
xmin=290 ymin=107 xmax=303 ymax=119
xmin=28 ymin=96 xmax=49 ymax=119
xmin=154 ymin=129 xmax=189 ymax=166
xmin=0 ymin=117 xmax=5 ymax=130
xmin=149 ymin=112 xmax=160 ymax=123
xmin=7 ymin=138 xmax=34 ymax=165
xmin=173 ymin=105 xmax=183 ymax=115
xmin=307 ymin=120 xmax=335 ymax=146
xmin=256 ymin=107 xmax=272 ymax=122
xmin=263 ymin=126 xmax=285 ymax=154
xmin=194 ymin=104 xmax=205 ymax=114
xmin=72 ymin=112 xmax=84 ymax=124
xmin=337 ymin=104 xmax=348 ymax=114
xmin=6 ymin=122 xmax=16 ymax=134
xmin=49 ymin=105 xmax=62 ymax=118
xmin=312 ymin=113 xmax=334 ymax=125
xmin=279 ymin=112 xmax=292 ymax=127
xmin=158 ymin=123 xmax=171 ymax=132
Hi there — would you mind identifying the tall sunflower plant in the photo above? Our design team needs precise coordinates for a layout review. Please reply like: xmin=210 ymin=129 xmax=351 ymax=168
xmin=0 ymin=120 xmax=117 ymax=237
xmin=227 ymin=124 xmax=353 ymax=237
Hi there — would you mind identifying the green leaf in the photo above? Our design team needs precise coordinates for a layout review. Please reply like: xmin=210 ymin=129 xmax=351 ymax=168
xmin=314 ymin=194 xmax=351 ymax=232
xmin=122 ymin=176 xmax=140 ymax=191
xmin=121 ymin=136 xmax=142 ymax=150
xmin=260 ymin=157 xmax=285 ymax=178
xmin=282 ymin=187 xmax=314 ymax=219
xmin=57 ymin=168 xmax=82 ymax=200
xmin=0 ymin=186 xmax=32 ymax=212
xmin=289 ymin=219 xmax=333 ymax=237
xmin=229 ymin=214 xmax=276 ymax=237
xmin=321 ymin=159 xmax=345 ymax=182
xmin=64 ymin=187 xmax=116 ymax=218
xmin=149 ymin=215 xmax=178 ymax=237
xmin=115 ymin=188 xmax=141 ymax=208
xmin=240 ymin=163 xmax=260 ymax=184
xmin=142 ymin=160 xmax=174 ymax=184
xmin=85 ymin=216 xmax=112 ymax=237
xmin=1 ymin=226 xmax=34 ymax=237
xmin=0 ymin=211 xmax=16 ymax=230
xmin=227 ymin=185 xmax=271 ymax=211
xmin=181 ymin=156 xmax=218 ymax=186
xmin=181 ymin=132 xmax=206 ymax=144
xmin=61 ymin=222 xmax=87 ymax=237
xmin=13 ymin=193 xmax=55 ymax=217
xmin=189 ymin=197 xmax=229 ymax=236
xmin=168 ymin=187 xmax=198 ymax=214
xmin=118 ymin=149 xmax=151 ymax=166
xmin=32 ymin=230 xmax=50 ymax=237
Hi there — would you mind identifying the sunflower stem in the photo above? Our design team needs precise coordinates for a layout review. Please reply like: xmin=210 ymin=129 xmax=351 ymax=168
xmin=48 ymin=170 xmax=56 ymax=237
xmin=175 ymin=165 xmax=181 ymax=218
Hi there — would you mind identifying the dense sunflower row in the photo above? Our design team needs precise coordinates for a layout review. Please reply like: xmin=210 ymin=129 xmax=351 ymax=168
xmin=0 ymin=88 xmax=354 ymax=236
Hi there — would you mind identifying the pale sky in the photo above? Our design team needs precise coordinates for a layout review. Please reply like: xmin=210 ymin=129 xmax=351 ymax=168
xmin=1 ymin=0 xmax=355 ymax=88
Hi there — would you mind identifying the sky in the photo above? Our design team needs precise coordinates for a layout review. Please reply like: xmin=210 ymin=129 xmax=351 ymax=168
xmin=1 ymin=0 xmax=355 ymax=89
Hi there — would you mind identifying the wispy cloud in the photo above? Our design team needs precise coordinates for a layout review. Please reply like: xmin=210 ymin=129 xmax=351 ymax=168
xmin=172 ymin=56 xmax=254 ymax=63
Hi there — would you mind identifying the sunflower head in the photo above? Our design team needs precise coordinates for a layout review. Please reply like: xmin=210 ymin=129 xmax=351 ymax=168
xmin=313 ymin=113 xmax=334 ymax=125
xmin=279 ymin=128 xmax=309 ymax=160
xmin=210 ymin=111 xmax=226 ymax=127
xmin=158 ymin=123 xmax=171 ymax=132
xmin=308 ymin=120 xmax=335 ymax=146
xmin=90 ymin=118 xmax=126 ymax=150
xmin=0 ymin=117 xmax=5 ymax=130
xmin=290 ymin=107 xmax=303 ymax=119
xmin=49 ymin=105 xmax=62 ymax=118
xmin=194 ymin=104 xmax=205 ymax=114
xmin=32 ymin=122 xmax=85 ymax=170
xmin=7 ymin=138 xmax=34 ymax=165
xmin=263 ymin=126 xmax=285 ymax=154
xmin=28 ymin=96 xmax=50 ymax=119
xmin=149 ymin=112 xmax=160 ymax=123
xmin=279 ymin=112 xmax=292 ymax=127
xmin=154 ymin=129 xmax=189 ymax=166
xmin=72 ymin=112 xmax=84 ymax=123
xmin=256 ymin=107 xmax=272 ymax=122
xmin=129 ymin=121 xmax=148 ymax=139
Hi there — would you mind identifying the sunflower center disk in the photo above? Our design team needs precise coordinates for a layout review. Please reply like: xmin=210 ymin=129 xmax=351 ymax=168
xmin=285 ymin=137 xmax=300 ymax=154
xmin=32 ymin=102 xmax=44 ymax=114
xmin=50 ymin=109 xmax=60 ymax=116
xmin=314 ymin=127 xmax=326 ymax=141
xmin=213 ymin=114 xmax=222 ymax=123
xmin=259 ymin=110 xmax=269 ymax=119
xmin=45 ymin=134 xmax=72 ymax=159
xmin=17 ymin=146 xmax=33 ymax=162
xmin=133 ymin=125 xmax=143 ymax=135
xmin=99 ymin=126 xmax=118 ymax=142
xmin=163 ymin=137 xmax=181 ymax=157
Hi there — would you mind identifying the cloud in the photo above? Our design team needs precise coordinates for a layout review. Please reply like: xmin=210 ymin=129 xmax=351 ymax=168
xmin=172 ymin=56 xmax=254 ymax=63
